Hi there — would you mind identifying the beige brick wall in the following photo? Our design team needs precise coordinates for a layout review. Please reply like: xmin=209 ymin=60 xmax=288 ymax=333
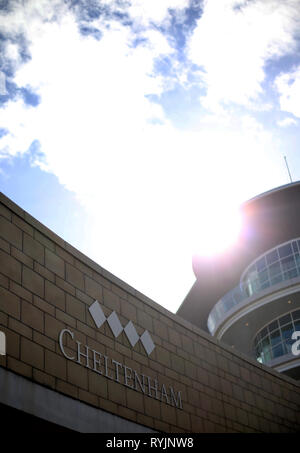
xmin=0 ymin=192 xmax=300 ymax=433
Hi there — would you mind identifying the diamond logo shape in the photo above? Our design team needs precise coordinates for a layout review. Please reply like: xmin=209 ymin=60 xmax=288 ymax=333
xmin=88 ymin=300 xmax=155 ymax=356
xmin=107 ymin=311 xmax=123 ymax=338
xmin=124 ymin=321 xmax=139 ymax=347
xmin=89 ymin=300 xmax=106 ymax=329
xmin=140 ymin=330 xmax=155 ymax=356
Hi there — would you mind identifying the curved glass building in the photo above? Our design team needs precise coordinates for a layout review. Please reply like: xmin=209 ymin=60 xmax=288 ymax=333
xmin=178 ymin=182 xmax=300 ymax=380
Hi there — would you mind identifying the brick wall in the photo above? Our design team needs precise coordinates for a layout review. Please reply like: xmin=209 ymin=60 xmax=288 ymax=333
xmin=0 ymin=192 xmax=300 ymax=433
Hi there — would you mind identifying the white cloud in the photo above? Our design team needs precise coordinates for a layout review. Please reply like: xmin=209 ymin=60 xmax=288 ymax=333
xmin=0 ymin=0 xmax=65 ymax=38
xmin=0 ymin=0 xmax=290 ymax=311
xmin=0 ymin=4 xmax=192 ymax=310
xmin=188 ymin=0 xmax=300 ymax=110
xmin=127 ymin=0 xmax=190 ymax=26
xmin=277 ymin=117 xmax=298 ymax=127
xmin=0 ymin=71 xmax=7 ymax=95
xmin=275 ymin=65 xmax=300 ymax=118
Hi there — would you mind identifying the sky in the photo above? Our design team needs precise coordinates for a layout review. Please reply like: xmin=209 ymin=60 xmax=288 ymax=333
xmin=1 ymin=0 xmax=300 ymax=314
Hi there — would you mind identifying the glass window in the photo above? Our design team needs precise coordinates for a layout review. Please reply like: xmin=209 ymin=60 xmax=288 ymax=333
xmin=294 ymin=320 xmax=300 ymax=330
xmin=282 ymin=341 xmax=289 ymax=355
xmin=292 ymin=310 xmax=300 ymax=321
xmin=216 ymin=304 xmax=225 ymax=318
xmin=270 ymin=274 xmax=283 ymax=286
xmin=292 ymin=241 xmax=299 ymax=253
xmin=258 ymin=269 xmax=269 ymax=283
xmin=245 ymin=283 xmax=253 ymax=297
xmin=268 ymin=261 xmax=281 ymax=278
xmin=278 ymin=243 xmax=293 ymax=259
xmin=281 ymin=324 xmax=293 ymax=341
xmin=284 ymin=341 xmax=293 ymax=354
xmin=272 ymin=343 xmax=284 ymax=359
xmin=294 ymin=265 xmax=300 ymax=278
xmin=223 ymin=297 xmax=235 ymax=311
xmin=260 ymin=281 xmax=270 ymax=290
xmin=279 ymin=313 xmax=291 ymax=326
xmin=260 ymin=327 xmax=268 ymax=339
xmin=251 ymin=279 xmax=261 ymax=293
xmin=266 ymin=249 xmax=279 ymax=265
xmin=284 ymin=269 xmax=298 ymax=280
xmin=295 ymin=253 xmax=300 ymax=269
xmin=268 ymin=320 xmax=279 ymax=333
xmin=246 ymin=265 xmax=256 ymax=278
xmin=281 ymin=256 xmax=296 ymax=272
xmin=245 ymin=285 xmax=252 ymax=297
xmin=270 ymin=330 xmax=281 ymax=346
xmin=233 ymin=288 xmax=244 ymax=303
xmin=256 ymin=256 xmax=266 ymax=272
xmin=261 ymin=336 xmax=270 ymax=349
xmin=254 ymin=309 xmax=300 ymax=365
xmin=262 ymin=348 xmax=272 ymax=362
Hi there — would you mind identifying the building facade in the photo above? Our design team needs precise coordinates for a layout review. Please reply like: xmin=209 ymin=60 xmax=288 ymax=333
xmin=178 ymin=182 xmax=300 ymax=381
xmin=0 ymin=191 xmax=300 ymax=432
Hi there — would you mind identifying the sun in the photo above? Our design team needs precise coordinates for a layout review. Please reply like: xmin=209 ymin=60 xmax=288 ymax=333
xmin=190 ymin=203 xmax=242 ymax=258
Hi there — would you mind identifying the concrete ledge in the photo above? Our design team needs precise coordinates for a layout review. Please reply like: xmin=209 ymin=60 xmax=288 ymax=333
xmin=0 ymin=367 xmax=156 ymax=433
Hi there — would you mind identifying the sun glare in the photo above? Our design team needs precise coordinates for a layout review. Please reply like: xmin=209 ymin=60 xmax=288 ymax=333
xmin=191 ymin=205 xmax=242 ymax=258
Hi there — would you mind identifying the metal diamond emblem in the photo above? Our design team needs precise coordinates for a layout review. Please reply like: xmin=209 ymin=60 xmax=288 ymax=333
xmin=88 ymin=300 xmax=156 ymax=354
xmin=124 ymin=321 xmax=139 ymax=347
xmin=107 ymin=311 xmax=123 ymax=338
xmin=89 ymin=300 xmax=106 ymax=328
xmin=140 ymin=330 xmax=155 ymax=356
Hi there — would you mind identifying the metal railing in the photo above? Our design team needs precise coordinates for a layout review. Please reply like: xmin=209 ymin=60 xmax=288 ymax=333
xmin=207 ymin=266 xmax=300 ymax=334
xmin=254 ymin=338 xmax=296 ymax=365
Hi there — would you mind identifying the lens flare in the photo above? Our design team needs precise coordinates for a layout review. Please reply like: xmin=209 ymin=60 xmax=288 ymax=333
xmin=191 ymin=205 xmax=242 ymax=258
